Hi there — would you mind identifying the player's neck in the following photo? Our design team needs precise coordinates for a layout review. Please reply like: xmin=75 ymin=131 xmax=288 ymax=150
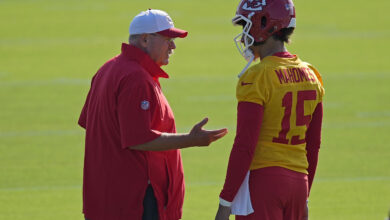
xmin=257 ymin=39 xmax=287 ymax=60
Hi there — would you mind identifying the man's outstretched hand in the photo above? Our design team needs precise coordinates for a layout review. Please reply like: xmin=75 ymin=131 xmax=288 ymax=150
xmin=189 ymin=118 xmax=228 ymax=146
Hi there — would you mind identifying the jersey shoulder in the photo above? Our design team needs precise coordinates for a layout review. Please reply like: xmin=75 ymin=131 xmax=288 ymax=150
xmin=236 ymin=62 xmax=269 ymax=105
xmin=300 ymin=61 xmax=325 ymax=101
xmin=301 ymin=62 xmax=324 ymax=87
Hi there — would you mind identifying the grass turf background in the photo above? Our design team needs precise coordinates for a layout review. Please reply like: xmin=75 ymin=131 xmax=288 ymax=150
xmin=0 ymin=0 xmax=389 ymax=219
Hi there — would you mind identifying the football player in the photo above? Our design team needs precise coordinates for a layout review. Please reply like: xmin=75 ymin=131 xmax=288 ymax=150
xmin=215 ymin=0 xmax=325 ymax=219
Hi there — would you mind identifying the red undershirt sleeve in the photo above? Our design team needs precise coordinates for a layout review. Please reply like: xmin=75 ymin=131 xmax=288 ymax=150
xmin=306 ymin=102 xmax=323 ymax=195
xmin=219 ymin=101 xmax=264 ymax=202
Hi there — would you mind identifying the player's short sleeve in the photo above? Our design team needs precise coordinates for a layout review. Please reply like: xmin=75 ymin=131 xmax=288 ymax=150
xmin=236 ymin=66 xmax=269 ymax=106
xmin=117 ymin=76 xmax=161 ymax=149
xmin=306 ymin=64 xmax=325 ymax=102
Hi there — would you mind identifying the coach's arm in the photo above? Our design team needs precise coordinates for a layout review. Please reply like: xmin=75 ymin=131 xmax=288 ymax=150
xmin=130 ymin=118 xmax=228 ymax=151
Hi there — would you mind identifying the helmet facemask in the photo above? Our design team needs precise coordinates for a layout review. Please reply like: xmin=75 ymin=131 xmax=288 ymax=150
xmin=232 ymin=13 xmax=256 ymax=78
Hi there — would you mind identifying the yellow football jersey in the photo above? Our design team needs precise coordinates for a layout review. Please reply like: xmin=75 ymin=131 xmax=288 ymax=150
xmin=236 ymin=55 xmax=325 ymax=174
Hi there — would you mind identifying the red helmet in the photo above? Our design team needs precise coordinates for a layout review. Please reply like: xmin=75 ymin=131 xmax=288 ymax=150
xmin=233 ymin=0 xmax=296 ymax=42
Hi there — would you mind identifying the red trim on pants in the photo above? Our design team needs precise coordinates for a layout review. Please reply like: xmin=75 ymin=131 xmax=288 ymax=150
xmin=236 ymin=167 xmax=308 ymax=220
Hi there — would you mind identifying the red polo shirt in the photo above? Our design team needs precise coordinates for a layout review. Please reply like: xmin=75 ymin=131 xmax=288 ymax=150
xmin=78 ymin=43 xmax=184 ymax=220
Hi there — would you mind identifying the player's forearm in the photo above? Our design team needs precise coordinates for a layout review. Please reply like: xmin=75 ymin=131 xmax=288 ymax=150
xmin=220 ymin=102 xmax=263 ymax=202
xmin=129 ymin=133 xmax=195 ymax=151
xmin=220 ymin=144 xmax=255 ymax=202
xmin=306 ymin=147 xmax=319 ymax=193
xmin=305 ymin=102 xmax=323 ymax=193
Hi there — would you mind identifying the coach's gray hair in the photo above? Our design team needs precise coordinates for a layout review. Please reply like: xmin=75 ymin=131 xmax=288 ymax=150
xmin=129 ymin=34 xmax=141 ymax=44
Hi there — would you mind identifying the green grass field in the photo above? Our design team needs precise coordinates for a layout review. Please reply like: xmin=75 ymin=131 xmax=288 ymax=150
xmin=1 ymin=0 xmax=389 ymax=219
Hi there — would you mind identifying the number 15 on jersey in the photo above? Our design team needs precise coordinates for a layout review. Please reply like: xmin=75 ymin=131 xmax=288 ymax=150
xmin=272 ymin=90 xmax=317 ymax=145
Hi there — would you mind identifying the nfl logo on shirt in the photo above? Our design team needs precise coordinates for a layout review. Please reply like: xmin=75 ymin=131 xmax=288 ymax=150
xmin=141 ymin=100 xmax=150 ymax=110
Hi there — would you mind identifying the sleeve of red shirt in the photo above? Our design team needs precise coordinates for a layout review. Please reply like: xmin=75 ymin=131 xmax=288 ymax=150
xmin=219 ymin=101 xmax=264 ymax=202
xmin=117 ymin=76 xmax=161 ymax=149
xmin=306 ymin=102 xmax=323 ymax=194
xmin=78 ymin=75 xmax=96 ymax=129
xmin=78 ymin=91 xmax=89 ymax=129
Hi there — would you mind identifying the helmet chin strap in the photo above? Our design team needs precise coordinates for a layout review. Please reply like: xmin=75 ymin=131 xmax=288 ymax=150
xmin=237 ymin=49 xmax=255 ymax=78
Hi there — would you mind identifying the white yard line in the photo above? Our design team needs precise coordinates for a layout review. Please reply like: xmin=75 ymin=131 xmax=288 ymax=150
xmin=1 ymin=176 xmax=389 ymax=192
xmin=0 ymin=78 xmax=89 ymax=87
xmin=0 ymin=130 xmax=82 ymax=137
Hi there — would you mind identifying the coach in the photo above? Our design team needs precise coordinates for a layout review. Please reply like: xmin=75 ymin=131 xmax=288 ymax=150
xmin=78 ymin=9 xmax=227 ymax=220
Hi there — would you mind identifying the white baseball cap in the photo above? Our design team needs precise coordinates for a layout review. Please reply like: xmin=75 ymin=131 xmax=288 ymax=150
xmin=129 ymin=9 xmax=188 ymax=38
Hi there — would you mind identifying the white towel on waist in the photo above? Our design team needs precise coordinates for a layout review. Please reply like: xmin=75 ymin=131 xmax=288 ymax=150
xmin=231 ymin=171 xmax=254 ymax=215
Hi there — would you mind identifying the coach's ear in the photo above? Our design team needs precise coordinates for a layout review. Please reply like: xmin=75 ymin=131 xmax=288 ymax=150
xmin=139 ymin=34 xmax=149 ymax=48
